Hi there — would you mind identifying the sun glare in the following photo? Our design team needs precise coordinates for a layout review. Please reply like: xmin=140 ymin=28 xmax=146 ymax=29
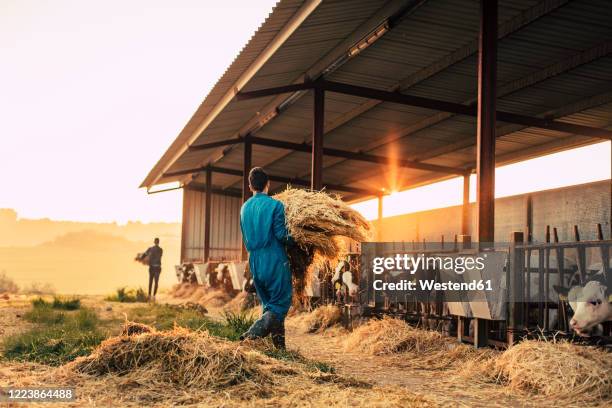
xmin=351 ymin=141 xmax=611 ymax=221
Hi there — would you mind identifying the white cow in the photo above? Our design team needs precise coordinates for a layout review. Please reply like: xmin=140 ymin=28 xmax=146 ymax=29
xmin=566 ymin=280 xmax=612 ymax=337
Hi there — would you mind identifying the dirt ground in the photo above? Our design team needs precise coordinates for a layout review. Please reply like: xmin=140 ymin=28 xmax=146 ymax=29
xmin=0 ymin=294 xmax=607 ymax=407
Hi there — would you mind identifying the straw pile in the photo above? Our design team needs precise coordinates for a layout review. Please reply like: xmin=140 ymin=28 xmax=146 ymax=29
xmin=343 ymin=317 xmax=494 ymax=370
xmin=170 ymin=283 xmax=198 ymax=299
xmin=71 ymin=327 xmax=278 ymax=390
xmin=291 ymin=305 xmax=343 ymax=333
xmin=274 ymin=187 xmax=372 ymax=297
xmin=119 ymin=321 xmax=155 ymax=336
xmin=462 ymin=340 xmax=612 ymax=403
xmin=63 ymin=325 xmax=440 ymax=407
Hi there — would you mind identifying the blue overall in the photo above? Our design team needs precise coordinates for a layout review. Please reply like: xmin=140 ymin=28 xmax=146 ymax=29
xmin=240 ymin=192 xmax=292 ymax=318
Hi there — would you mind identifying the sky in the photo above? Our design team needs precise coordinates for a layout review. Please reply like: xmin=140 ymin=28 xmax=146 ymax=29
xmin=0 ymin=0 xmax=277 ymax=223
xmin=1 ymin=1 xmax=609 ymax=225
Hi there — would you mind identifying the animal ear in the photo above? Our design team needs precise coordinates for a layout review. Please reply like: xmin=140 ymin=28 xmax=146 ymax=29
xmin=553 ymin=285 xmax=570 ymax=297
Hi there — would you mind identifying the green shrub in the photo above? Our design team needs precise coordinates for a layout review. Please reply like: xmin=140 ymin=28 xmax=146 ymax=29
xmin=31 ymin=296 xmax=81 ymax=310
xmin=220 ymin=310 xmax=256 ymax=339
xmin=52 ymin=296 xmax=81 ymax=310
xmin=105 ymin=287 xmax=147 ymax=303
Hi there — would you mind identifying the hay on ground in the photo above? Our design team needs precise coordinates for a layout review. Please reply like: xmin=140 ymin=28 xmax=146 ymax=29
xmin=120 ymin=321 xmax=155 ymax=337
xmin=274 ymin=187 xmax=372 ymax=297
xmin=291 ymin=305 xmax=343 ymax=334
xmin=63 ymin=325 xmax=434 ymax=407
xmin=170 ymin=283 xmax=198 ymax=299
xmin=461 ymin=340 xmax=612 ymax=403
xmin=343 ymin=317 xmax=494 ymax=370
xmin=71 ymin=327 xmax=277 ymax=389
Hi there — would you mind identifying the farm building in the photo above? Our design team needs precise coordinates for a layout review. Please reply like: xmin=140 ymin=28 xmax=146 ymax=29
xmin=142 ymin=0 xmax=612 ymax=346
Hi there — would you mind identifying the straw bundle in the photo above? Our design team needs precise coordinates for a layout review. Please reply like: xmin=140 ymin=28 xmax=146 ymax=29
xmin=274 ymin=187 xmax=372 ymax=297
xmin=133 ymin=253 xmax=148 ymax=265
xmin=468 ymin=340 xmax=612 ymax=402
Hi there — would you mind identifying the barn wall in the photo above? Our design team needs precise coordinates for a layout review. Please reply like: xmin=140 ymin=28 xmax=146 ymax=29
xmin=181 ymin=189 xmax=242 ymax=262
xmin=378 ymin=180 xmax=611 ymax=243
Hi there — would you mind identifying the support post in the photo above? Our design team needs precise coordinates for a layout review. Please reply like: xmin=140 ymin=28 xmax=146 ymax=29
xmin=508 ymin=231 xmax=525 ymax=345
xmin=462 ymin=174 xmax=470 ymax=235
xmin=377 ymin=194 xmax=383 ymax=241
xmin=180 ymin=188 xmax=188 ymax=263
xmin=242 ymin=138 xmax=252 ymax=261
xmin=204 ymin=167 xmax=212 ymax=262
xmin=476 ymin=0 xmax=497 ymax=246
xmin=311 ymin=87 xmax=324 ymax=190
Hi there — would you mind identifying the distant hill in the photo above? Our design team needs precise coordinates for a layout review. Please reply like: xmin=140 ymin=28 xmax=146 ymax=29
xmin=0 ymin=208 xmax=181 ymax=247
xmin=0 ymin=221 xmax=181 ymax=295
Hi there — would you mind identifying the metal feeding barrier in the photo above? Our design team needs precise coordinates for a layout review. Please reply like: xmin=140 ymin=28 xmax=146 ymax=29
xmin=507 ymin=225 xmax=611 ymax=345
xmin=348 ymin=225 xmax=611 ymax=348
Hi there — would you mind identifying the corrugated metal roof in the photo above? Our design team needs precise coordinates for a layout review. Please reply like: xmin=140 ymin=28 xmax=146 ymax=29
xmin=144 ymin=0 xmax=612 ymax=200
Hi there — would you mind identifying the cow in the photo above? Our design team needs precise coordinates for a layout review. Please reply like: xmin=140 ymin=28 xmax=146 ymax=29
xmin=556 ymin=279 xmax=612 ymax=337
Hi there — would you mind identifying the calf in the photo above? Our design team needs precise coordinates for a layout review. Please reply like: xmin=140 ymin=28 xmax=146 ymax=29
xmin=557 ymin=279 xmax=612 ymax=337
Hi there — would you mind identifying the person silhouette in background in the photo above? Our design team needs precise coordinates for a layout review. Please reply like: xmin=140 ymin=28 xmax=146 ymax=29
xmin=144 ymin=237 xmax=163 ymax=302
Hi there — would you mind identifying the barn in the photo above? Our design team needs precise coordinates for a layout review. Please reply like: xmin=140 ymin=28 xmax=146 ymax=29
xmin=142 ymin=0 xmax=612 ymax=346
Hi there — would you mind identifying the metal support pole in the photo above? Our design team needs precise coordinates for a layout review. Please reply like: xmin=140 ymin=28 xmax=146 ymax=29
xmin=377 ymin=194 xmax=383 ymax=241
xmin=462 ymin=174 xmax=470 ymax=235
xmin=242 ymin=138 xmax=252 ymax=261
xmin=204 ymin=167 xmax=212 ymax=262
xmin=476 ymin=0 xmax=497 ymax=246
xmin=508 ymin=231 xmax=525 ymax=345
xmin=242 ymin=138 xmax=252 ymax=203
xmin=180 ymin=188 xmax=188 ymax=263
xmin=311 ymin=87 xmax=325 ymax=190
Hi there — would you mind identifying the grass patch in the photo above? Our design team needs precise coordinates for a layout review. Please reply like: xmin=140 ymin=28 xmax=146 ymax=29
xmin=126 ymin=305 xmax=256 ymax=341
xmin=105 ymin=287 xmax=147 ymax=303
xmin=31 ymin=296 xmax=81 ymax=310
xmin=261 ymin=346 xmax=335 ymax=373
xmin=2 ymin=308 xmax=104 ymax=366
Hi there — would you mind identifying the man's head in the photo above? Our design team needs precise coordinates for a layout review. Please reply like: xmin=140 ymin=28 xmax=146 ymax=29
xmin=248 ymin=167 xmax=269 ymax=193
xmin=154 ymin=237 xmax=160 ymax=245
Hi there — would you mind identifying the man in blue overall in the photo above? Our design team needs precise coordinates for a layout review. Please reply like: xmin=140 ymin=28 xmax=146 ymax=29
xmin=239 ymin=167 xmax=292 ymax=349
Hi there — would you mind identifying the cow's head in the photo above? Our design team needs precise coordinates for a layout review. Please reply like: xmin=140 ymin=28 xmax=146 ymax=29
xmin=556 ymin=281 xmax=611 ymax=337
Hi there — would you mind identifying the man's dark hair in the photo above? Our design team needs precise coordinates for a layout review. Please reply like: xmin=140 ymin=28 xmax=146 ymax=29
xmin=249 ymin=167 xmax=269 ymax=192
xmin=154 ymin=237 xmax=160 ymax=245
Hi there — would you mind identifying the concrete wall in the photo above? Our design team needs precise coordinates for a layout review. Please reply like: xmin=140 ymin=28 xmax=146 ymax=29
xmin=378 ymin=180 xmax=611 ymax=243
